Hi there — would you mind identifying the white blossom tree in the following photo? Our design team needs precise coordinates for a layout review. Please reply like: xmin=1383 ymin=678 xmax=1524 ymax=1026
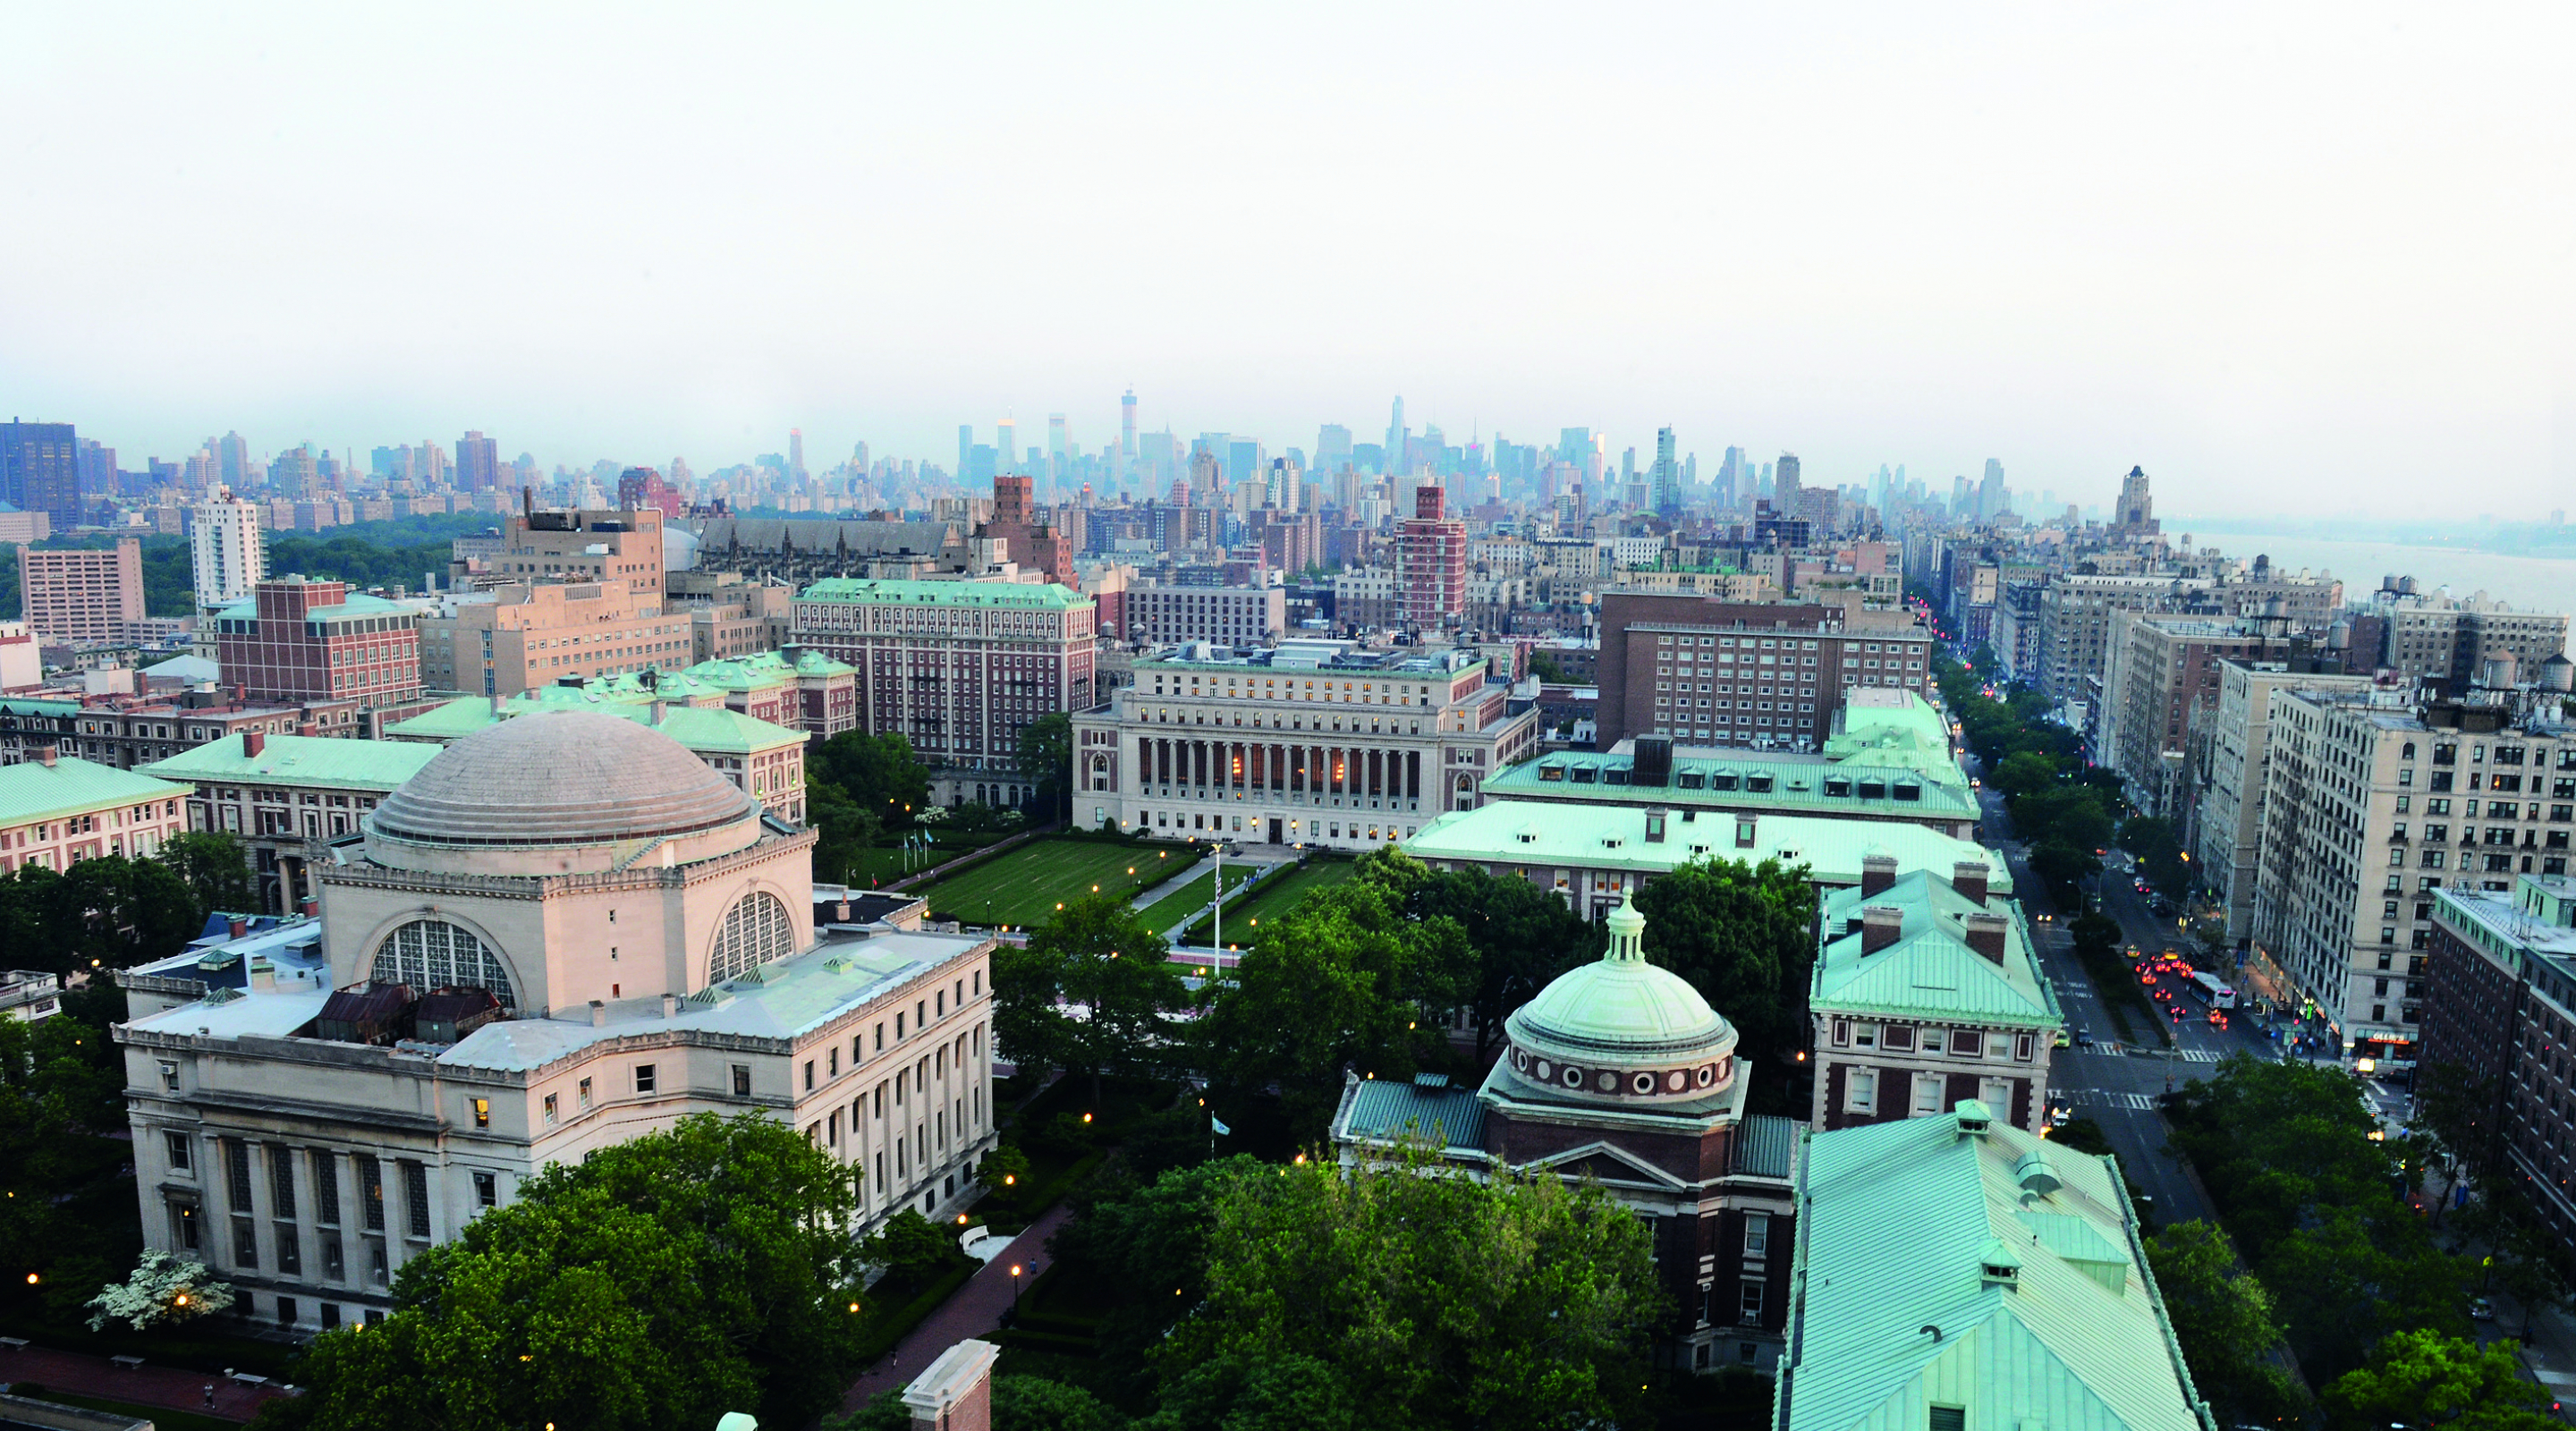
xmin=84 ymin=1250 xmax=235 ymax=1332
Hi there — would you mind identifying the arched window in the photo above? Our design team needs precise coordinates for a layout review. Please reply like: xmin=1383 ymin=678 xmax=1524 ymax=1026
xmin=710 ymin=891 xmax=795 ymax=985
xmin=375 ymin=920 xmax=516 ymax=1008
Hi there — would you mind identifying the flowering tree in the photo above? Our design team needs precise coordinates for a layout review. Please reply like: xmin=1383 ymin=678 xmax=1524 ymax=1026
xmin=84 ymin=1250 xmax=235 ymax=1332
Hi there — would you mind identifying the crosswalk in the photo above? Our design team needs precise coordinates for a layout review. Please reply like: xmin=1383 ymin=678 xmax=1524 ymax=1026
xmin=2058 ymin=1088 xmax=2159 ymax=1111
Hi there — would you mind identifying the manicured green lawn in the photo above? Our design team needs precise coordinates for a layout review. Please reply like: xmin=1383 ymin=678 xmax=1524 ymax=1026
xmin=1135 ymin=865 xmax=1263 ymax=937
xmin=837 ymin=829 xmax=1015 ymax=890
xmin=917 ymin=838 xmax=1199 ymax=928
xmin=1181 ymin=857 xmax=1362 ymax=946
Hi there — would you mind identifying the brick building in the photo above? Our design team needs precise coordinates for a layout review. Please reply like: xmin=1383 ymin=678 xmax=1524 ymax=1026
xmin=213 ymin=580 xmax=423 ymax=713
xmin=790 ymin=578 xmax=1095 ymax=805
xmin=979 ymin=475 xmax=1073 ymax=587
xmin=1596 ymin=594 xmax=1934 ymax=751
xmin=2418 ymin=874 xmax=2576 ymax=1244
xmin=1395 ymin=486 xmax=1466 ymax=630
xmin=417 ymin=580 xmax=692 ymax=698
xmin=1122 ymin=584 xmax=1286 ymax=648
xmin=486 ymin=506 xmax=665 ymax=598
xmin=18 ymin=538 xmax=144 ymax=643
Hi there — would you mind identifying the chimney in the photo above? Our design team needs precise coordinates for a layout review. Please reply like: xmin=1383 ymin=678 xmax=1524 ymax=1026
xmin=588 ymin=999 xmax=607 ymax=1028
xmin=902 ymin=1339 xmax=999 ymax=1431
xmin=242 ymin=727 xmax=268 ymax=758
xmin=650 ymin=699 xmax=667 ymax=726
xmin=301 ymin=897 xmax=318 ymax=918
xmin=1963 ymin=912 xmax=2009 ymax=965
xmin=1860 ymin=854 xmax=1898 ymax=897
xmin=1952 ymin=861 xmax=1990 ymax=903
xmin=835 ymin=901 xmax=852 ymax=923
xmin=489 ymin=692 xmax=505 ymax=716
xmin=37 ymin=744 xmax=57 ymax=767
xmin=1862 ymin=905 xmax=1904 ymax=953
xmin=227 ymin=917 xmax=250 ymax=940
xmin=661 ymin=992 xmax=678 ymax=1019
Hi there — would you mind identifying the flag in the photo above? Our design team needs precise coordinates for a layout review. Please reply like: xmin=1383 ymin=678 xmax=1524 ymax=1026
xmin=1209 ymin=1114 xmax=1232 ymax=1137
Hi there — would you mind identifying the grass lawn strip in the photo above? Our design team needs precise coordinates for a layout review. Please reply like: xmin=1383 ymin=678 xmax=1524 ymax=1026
xmin=1182 ymin=858 xmax=1361 ymax=946
xmin=918 ymin=838 xmax=1199 ymax=927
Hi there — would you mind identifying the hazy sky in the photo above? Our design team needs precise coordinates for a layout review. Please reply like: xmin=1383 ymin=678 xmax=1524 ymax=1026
xmin=4 ymin=3 xmax=2570 ymax=518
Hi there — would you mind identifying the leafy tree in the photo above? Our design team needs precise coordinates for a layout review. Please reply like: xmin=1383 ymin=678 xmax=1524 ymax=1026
xmin=1352 ymin=842 xmax=1430 ymax=898
xmin=2414 ymin=1060 xmax=2500 ymax=1195
xmin=83 ymin=1249 xmax=236 ymax=1331
xmin=1988 ymin=749 xmax=2062 ymax=800
xmin=1403 ymin=865 xmax=1599 ymax=1059
xmin=806 ymin=777 xmax=882 ymax=885
xmin=2027 ymin=838 xmax=2103 ymax=899
xmin=1019 ymin=712 xmax=1075 ymax=825
xmin=1050 ymin=1156 xmax=1259 ymax=1387
xmin=1631 ymin=855 xmax=1818 ymax=1065
xmin=2012 ymin=785 xmax=2114 ymax=853
xmin=2324 ymin=1330 xmax=2559 ymax=1431
xmin=1192 ymin=880 xmax=1475 ymax=1143
xmin=1526 ymin=651 xmax=1567 ymax=683
xmin=992 ymin=1376 xmax=1130 ymax=1431
xmin=2144 ymin=1221 xmax=2307 ymax=1420
xmin=856 ymin=1208 xmax=966 ymax=1285
xmin=270 ymin=1113 xmax=868 ymax=1431
xmin=994 ymin=892 xmax=1187 ymax=1105
xmin=2119 ymin=816 xmax=2189 ymax=894
xmin=816 ymin=731 xmax=932 ymax=829
xmin=159 ymin=830 xmax=258 ymax=918
xmin=978 ymin=1142 xmax=1031 ymax=1195
xmin=1138 ymin=1352 xmax=1353 ymax=1431
xmin=0 ymin=1009 xmax=137 ymax=1291
xmin=1166 ymin=1146 xmax=1665 ymax=1431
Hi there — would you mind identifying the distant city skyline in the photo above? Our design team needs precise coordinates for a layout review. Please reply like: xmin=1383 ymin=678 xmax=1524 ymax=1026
xmin=3 ymin=4 xmax=2570 ymax=519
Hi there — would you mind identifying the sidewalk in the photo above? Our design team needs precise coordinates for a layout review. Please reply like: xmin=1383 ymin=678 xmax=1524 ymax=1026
xmin=840 ymin=1200 xmax=1076 ymax=1413
xmin=0 ymin=1341 xmax=289 ymax=1423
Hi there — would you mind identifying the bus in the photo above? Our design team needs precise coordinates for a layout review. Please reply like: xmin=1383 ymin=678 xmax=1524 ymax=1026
xmin=2189 ymin=972 xmax=2236 ymax=1009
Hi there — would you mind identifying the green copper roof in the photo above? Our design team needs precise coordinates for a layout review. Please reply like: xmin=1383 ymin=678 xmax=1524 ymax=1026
xmin=0 ymin=755 xmax=191 ymax=827
xmin=141 ymin=734 xmax=442 ymax=793
xmin=214 ymin=590 xmax=419 ymax=623
xmin=0 ymin=699 xmax=82 ymax=719
xmin=1823 ymin=693 xmax=1962 ymax=783
xmin=1509 ymin=893 xmax=1735 ymax=1060
xmin=1784 ymin=1113 xmax=2213 ymax=1431
xmin=1483 ymin=749 xmax=1976 ymax=824
xmin=1811 ymin=870 xmax=2062 ymax=1028
xmin=385 ymin=694 xmax=803 ymax=755
xmin=1335 ymin=1079 xmax=1488 ymax=1156
xmin=797 ymin=577 xmax=1090 ymax=610
xmin=1404 ymin=800 xmax=2010 ymax=893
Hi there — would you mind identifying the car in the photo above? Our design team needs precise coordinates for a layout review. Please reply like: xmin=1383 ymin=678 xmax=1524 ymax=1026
xmin=2074 ymin=1029 xmax=2097 ymax=1047
xmin=2470 ymin=1297 xmax=2496 ymax=1321
xmin=2053 ymin=1029 xmax=2072 ymax=1049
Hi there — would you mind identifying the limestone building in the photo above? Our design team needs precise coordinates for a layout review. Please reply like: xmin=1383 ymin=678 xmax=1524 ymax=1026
xmin=115 ymin=712 xmax=996 ymax=1335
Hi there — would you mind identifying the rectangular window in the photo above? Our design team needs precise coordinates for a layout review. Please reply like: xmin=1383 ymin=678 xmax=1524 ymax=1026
xmin=1743 ymin=1212 xmax=1770 ymax=1257
xmin=1914 ymin=1073 xmax=1945 ymax=1115
xmin=1739 ymin=1279 xmax=1766 ymax=1323
xmin=543 ymin=1093 xmax=559 ymax=1126
xmin=277 ymin=1296 xmax=298 ymax=1328
xmin=402 ymin=1162 xmax=431 ymax=1239
xmin=165 ymin=1130 xmax=191 ymax=1171
xmin=233 ymin=1220 xmax=258 ymax=1268
xmin=473 ymin=1172 xmax=497 ymax=1209
xmin=269 ymin=1146 xmax=297 ymax=1219
xmin=1952 ymin=1030 xmax=1984 ymax=1058
xmin=321 ymin=1234 xmax=343 ymax=1281
xmin=635 ymin=1064 xmax=657 ymax=1095
xmin=1979 ymin=1078 xmax=2015 ymax=1113
xmin=313 ymin=1152 xmax=338 ymax=1224
xmin=226 ymin=1139 xmax=255 ymax=1216
xmin=1845 ymin=1069 xmax=1877 ymax=1113
xmin=359 ymin=1155 xmax=385 ymax=1231
xmin=472 ymin=1097 xmax=490 ymax=1130
xmin=2014 ymin=1032 xmax=2037 ymax=1062
xmin=733 ymin=1064 xmax=753 ymax=1097
xmin=804 ymin=1060 xmax=815 ymax=1091
xmin=275 ymin=1224 xmax=301 ymax=1275
xmin=1930 ymin=1410 xmax=1967 ymax=1431
xmin=578 ymin=1078 xmax=593 ymax=1111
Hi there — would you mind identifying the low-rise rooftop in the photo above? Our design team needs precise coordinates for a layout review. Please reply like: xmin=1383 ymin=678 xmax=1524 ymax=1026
xmin=1404 ymin=800 xmax=2010 ymax=893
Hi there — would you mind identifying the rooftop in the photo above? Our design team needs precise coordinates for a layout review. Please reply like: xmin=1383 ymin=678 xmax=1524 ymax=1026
xmin=0 ymin=754 xmax=191 ymax=828
xmin=1140 ymin=639 xmax=1486 ymax=676
xmin=1405 ymin=800 xmax=2011 ymax=893
xmin=1782 ymin=1111 xmax=2208 ymax=1431
xmin=385 ymin=690 xmax=807 ymax=754
xmin=797 ymin=577 xmax=1089 ymax=611
xmin=215 ymin=589 xmax=421 ymax=624
xmin=1812 ymin=870 xmax=2062 ymax=1028
xmin=141 ymin=733 xmax=443 ymax=793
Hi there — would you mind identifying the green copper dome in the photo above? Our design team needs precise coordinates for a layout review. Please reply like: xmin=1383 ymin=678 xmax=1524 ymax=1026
xmin=1504 ymin=894 xmax=1737 ymax=1071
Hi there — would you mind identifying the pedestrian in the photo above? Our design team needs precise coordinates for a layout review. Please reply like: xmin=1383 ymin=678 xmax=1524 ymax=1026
xmin=204 ymin=1384 xmax=216 ymax=1410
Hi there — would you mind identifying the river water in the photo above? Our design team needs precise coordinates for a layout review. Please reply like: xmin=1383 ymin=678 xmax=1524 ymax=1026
xmin=2182 ymin=528 xmax=2576 ymax=619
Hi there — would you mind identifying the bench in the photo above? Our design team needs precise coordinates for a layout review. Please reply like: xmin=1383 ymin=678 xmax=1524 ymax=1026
xmin=0 ymin=1337 xmax=27 ymax=1351
xmin=110 ymin=1354 xmax=146 ymax=1370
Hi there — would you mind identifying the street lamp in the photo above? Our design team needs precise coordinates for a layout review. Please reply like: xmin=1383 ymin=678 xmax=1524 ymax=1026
xmin=1010 ymin=1264 xmax=1023 ymax=1312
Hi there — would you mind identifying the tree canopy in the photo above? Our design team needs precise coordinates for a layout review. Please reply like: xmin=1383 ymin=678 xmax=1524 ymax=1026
xmin=814 ymin=730 xmax=932 ymax=829
xmin=1400 ymin=863 xmax=1600 ymax=1059
xmin=993 ymin=891 xmax=1188 ymax=1105
xmin=269 ymin=1114 xmax=868 ymax=1431
xmin=2324 ymin=1330 xmax=2560 ymax=1431
xmin=1631 ymin=854 xmax=1818 ymax=1065
xmin=1018 ymin=712 xmax=1075 ymax=824
xmin=2143 ymin=1221 xmax=2306 ymax=1420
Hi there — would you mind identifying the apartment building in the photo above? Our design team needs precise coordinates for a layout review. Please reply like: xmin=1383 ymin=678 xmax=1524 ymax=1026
xmin=689 ymin=586 xmax=793 ymax=663
xmin=417 ymin=580 xmax=692 ymax=698
xmin=191 ymin=488 xmax=267 ymax=608
xmin=790 ymin=578 xmax=1095 ymax=804
xmin=1394 ymin=486 xmax=1467 ymax=629
xmin=2029 ymin=573 xmax=2211 ymax=706
xmin=18 ymin=538 xmax=144 ymax=644
xmin=1068 ymin=639 xmax=1537 ymax=850
xmin=1123 ymin=584 xmax=1286 ymax=648
xmin=2195 ymin=662 xmax=2385 ymax=942
xmin=2419 ymin=873 xmax=2576 ymax=1244
xmin=2378 ymin=596 xmax=2570 ymax=694
xmin=1330 ymin=570 xmax=1396 ymax=630
xmin=2250 ymin=690 xmax=2574 ymax=1066
xmin=0 ymin=748 xmax=190 ymax=874
xmin=2096 ymin=614 xmax=2314 ymax=820
xmin=212 ymin=580 xmax=423 ymax=713
xmin=1595 ymin=594 xmax=1934 ymax=751
xmin=487 ymin=506 xmax=666 ymax=597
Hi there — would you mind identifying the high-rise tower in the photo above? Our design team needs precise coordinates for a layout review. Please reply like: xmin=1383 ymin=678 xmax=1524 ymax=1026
xmin=1120 ymin=390 xmax=1138 ymax=485
xmin=789 ymin=429 xmax=806 ymax=480
xmin=2110 ymin=466 xmax=2158 ymax=538
xmin=1650 ymin=427 xmax=1682 ymax=518
xmin=1775 ymin=452 xmax=1802 ymax=517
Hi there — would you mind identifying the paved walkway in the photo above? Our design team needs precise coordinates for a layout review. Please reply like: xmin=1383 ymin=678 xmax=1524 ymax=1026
xmin=840 ymin=1200 xmax=1076 ymax=1413
xmin=0 ymin=1341 xmax=290 ymax=1422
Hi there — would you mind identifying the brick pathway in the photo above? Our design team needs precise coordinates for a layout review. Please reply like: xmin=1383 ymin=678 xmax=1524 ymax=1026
xmin=0 ymin=1341 xmax=290 ymax=1422
xmin=840 ymin=1200 xmax=1075 ymax=1413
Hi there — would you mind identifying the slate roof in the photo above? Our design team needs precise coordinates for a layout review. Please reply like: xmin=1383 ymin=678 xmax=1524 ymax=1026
xmin=1781 ymin=1113 xmax=2211 ymax=1431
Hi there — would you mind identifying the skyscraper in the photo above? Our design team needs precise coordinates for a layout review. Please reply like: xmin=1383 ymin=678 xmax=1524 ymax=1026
xmin=1047 ymin=414 xmax=1069 ymax=489
xmin=458 ymin=430 xmax=500 ymax=492
xmin=1977 ymin=458 xmax=2006 ymax=522
xmin=1775 ymin=452 xmax=1802 ymax=518
xmin=216 ymin=431 xmax=249 ymax=488
xmin=788 ymin=428 xmax=806 ymax=480
xmin=0 ymin=420 xmax=80 ymax=529
xmin=2110 ymin=465 xmax=2158 ymax=538
xmin=191 ymin=486 xmax=267 ymax=607
xmin=1120 ymin=390 xmax=1138 ymax=484
xmin=1316 ymin=424 xmax=1352 ymax=477
xmin=1649 ymin=427 xmax=1682 ymax=518
xmin=959 ymin=425 xmax=975 ymax=479
xmin=1385 ymin=396 xmax=1406 ymax=472
xmin=996 ymin=419 xmax=1018 ymax=476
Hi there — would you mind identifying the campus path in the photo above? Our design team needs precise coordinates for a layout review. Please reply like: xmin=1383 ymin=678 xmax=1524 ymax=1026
xmin=839 ymin=1200 xmax=1077 ymax=1414
xmin=0 ymin=1340 xmax=290 ymax=1422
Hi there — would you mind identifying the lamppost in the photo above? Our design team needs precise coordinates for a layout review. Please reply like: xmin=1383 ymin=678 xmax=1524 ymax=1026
xmin=1010 ymin=1263 xmax=1023 ymax=1314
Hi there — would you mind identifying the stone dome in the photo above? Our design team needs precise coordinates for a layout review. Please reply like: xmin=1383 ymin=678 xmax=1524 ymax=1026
xmin=1501 ymin=895 xmax=1741 ymax=1106
xmin=367 ymin=711 xmax=762 ymax=874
